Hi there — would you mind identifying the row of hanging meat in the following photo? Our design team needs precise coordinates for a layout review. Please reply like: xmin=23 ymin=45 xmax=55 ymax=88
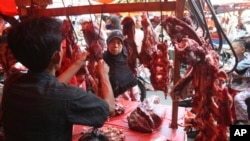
xmin=62 ymin=12 xmax=233 ymax=141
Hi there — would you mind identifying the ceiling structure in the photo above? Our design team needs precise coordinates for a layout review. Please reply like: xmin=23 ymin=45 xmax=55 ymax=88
xmin=1 ymin=0 xmax=249 ymax=18
xmin=19 ymin=0 xmax=179 ymax=18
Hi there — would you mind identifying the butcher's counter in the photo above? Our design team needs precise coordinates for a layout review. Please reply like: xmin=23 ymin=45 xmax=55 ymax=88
xmin=72 ymin=99 xmax=187 ymax=141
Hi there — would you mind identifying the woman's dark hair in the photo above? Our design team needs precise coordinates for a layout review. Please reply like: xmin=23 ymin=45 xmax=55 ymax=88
xmin=107 ymin=15 xmax=121 ymax=30
xmin=7 ymin=16 xmax=63 ymax=73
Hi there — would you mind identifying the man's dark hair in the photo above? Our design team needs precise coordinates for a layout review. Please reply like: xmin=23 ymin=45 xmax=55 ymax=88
xmin=232 ymin=39 xmax=246 ymax=48
xmin=7 ymin=16 xmax=63 ymax=73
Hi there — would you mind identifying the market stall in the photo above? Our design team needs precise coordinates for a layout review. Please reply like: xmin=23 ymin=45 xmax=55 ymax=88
xmin=0 ymin=0 xmax=187 ymax=140
xmin=0 ymin=0 xmax=241 ymax=141
xmin=72 ymin=99 xmax=187 ymax=141
xmin=12 ymin=0 xmax=186 ymax=129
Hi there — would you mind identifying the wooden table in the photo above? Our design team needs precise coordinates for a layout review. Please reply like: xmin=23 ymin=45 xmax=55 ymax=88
xmin=72 ymin=100 xmax=187 ymax=141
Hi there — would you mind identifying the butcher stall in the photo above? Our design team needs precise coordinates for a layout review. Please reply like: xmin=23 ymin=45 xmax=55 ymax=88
xmin=0 ymin=0 xmax=239 ymax=141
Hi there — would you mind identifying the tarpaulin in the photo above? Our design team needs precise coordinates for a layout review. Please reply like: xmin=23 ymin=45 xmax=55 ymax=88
xmin=72 ymin=100 xmax=187 ymax=141
xmin=0 ymin=0 xmax=18 ymax=16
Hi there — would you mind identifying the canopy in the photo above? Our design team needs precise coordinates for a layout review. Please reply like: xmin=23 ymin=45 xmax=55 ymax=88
xmin=1 ymin=0 xmax=249 ymax=17
xmin=0 ymin=0 xmax=18 ymax=16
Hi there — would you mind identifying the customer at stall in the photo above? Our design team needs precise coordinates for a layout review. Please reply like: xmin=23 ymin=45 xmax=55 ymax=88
xmin=134 ymin=15 xmax=144 ymax=54
xmin=236 ymin=19 xmax=247 ymax=32
xmin=103 ymin=30 xmax=140 ymax=101
xmin=2 ymin=16 xmax=115 ymax=141
xmin=105 ymin=15 xmax=122 ymax=35
xmin=229 ymin=39 xmax=250 ymax=124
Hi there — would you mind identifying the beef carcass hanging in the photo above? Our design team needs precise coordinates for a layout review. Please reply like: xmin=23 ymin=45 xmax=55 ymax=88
xmin=61 ymin=19 xmax=81 ymax=62
xmin=139 ymin=13 xmax=157 ymax=68
xmin=81 ymin=20 xmax=106 ymax=61
xmin=162 ymin=16 xmax=233 ymax=141
xmin=149 ymin=42 xmax=172 ymax=94
xmin=81 ymin=20 xmax=107 ymax=95
xmin=121 ymin=16 xmax=139 ymax=74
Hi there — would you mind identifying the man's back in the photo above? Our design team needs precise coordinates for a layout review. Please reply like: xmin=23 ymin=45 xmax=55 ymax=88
xmin=3 ymin=72 xmax=109 ymax=141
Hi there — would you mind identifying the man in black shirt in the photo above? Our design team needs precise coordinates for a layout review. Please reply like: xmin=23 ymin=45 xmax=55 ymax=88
xmin=3 ymin=16 xmax=115 ymax=141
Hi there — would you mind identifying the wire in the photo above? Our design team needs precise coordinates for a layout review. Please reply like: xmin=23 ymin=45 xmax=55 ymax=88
xmin=61 ymin=0 xmax=78 ymax=44
xmin=187 ymin=0 xmax=237 ymax=73
xmin=159 ymin=0 xmax=164 ymax=43
xmin=205 ymin=0 xmax=237 ymax=73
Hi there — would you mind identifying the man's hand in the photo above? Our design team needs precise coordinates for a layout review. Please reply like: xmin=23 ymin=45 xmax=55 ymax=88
xmin=96 ymin=59 xmax=110 ymax=78
xmin=75 ymin=51 xmax=89 ymax=65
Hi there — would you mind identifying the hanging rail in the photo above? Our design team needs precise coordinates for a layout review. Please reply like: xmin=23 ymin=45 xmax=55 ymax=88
xmin=25 ymin=2 xmax=177 ymax=17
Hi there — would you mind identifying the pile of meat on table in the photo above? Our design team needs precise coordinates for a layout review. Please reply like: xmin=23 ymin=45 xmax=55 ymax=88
xmin=79 ymin=126 xmax=125 ymax=141
xmin=127 ymin=95 xmax=166 ymax=133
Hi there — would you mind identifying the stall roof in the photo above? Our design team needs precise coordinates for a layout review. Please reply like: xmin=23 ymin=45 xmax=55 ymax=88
xmin=0 ymin=0 xmax=18 ymax=16
xmin=0 ymin=0 xmax=179 ymax=17
xmin=1 ymin=0 xmax=249 ymax=17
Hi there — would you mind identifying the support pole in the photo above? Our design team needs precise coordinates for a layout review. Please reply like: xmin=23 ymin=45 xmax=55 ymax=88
xmin=170 ymin=0 xmax=186 ymax=129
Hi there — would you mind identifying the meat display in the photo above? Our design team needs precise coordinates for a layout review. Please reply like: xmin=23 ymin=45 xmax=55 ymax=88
xmin=121 ymin=16 xmax=139 ymax=73
xmin=161 ymin=16 xmax=203 ymax=46
xmin=139 ymin=12 xmax=157 ymax=67
xmin=0 ymin=42 xmax=18 ymax=76
xmin=58 ymin=19 xmax=82 ymax=85
xmin=120 ymin=14 xmax=172 ymax=94
xmin=79 ymin=126 xmax=125 ymax=141
xmin=149 ymin=42 xmax=172 ymax=94
xmin=98 ymin=126 xmax=125 ymax=141
xmin=162 ymin=16 xmax=233 ymax=141
xmin=127 ymin=96 xmax=166 ymax=133
xmin=114 ymin=100 xmax=125 ymax=116
xmin=81 ymin=20 xmax=107 ymax=95
xmin=81 ymin=20 xmax=106 ymax=62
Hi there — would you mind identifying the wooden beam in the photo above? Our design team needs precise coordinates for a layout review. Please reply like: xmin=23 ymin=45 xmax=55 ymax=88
xmin=170 ymin=0 xmax=186 ymax=129
xmin=26 ymin=2 xmax=176 ymax=17
xmin=175 ymin=0 xmax=186 ymax=18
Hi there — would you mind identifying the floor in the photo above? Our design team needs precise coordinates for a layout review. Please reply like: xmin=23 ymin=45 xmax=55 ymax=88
xmin=145 ymin=90 xmax=194 ymax=141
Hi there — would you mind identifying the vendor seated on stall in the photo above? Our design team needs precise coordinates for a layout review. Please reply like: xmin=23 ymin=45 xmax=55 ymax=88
xmin=103 ymin=30 xmax=141 ymax=102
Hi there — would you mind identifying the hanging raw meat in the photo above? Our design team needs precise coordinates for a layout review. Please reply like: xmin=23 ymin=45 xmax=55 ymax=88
xmin=161 ymin=15 xmax=203 ymax=46
xmin=59 ymin=19 xmax=82 ymax=85
xmin=127 ymin=96 xmax=166 ymax=133
xmin=61 ymin=19 xmax=81 ymax=62
xmin=0 ymin=42 xmax=18 ymax=76
xmin=81 ymin=20 xmax=106 ymax=61
xmin=162 ymin=16 xmax=233 ymax=141
xmin=139 ymin=13 xmax=157 ymax=67
xmin=149 ymin=42 xmax=172 ymax=94
xmin=121 ymin=16 xmax=139 ymax=74
xmin=81 ymin=20 xmax=107 ymax=95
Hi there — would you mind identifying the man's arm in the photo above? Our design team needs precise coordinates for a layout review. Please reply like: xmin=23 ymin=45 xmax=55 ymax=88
xmin=57 ymin=51 xmax=88 ymax=83
xmin=96 ymin=60 xmax=115 ymax=116
xmin=236 ymin=59 xmax=250 ymax=71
